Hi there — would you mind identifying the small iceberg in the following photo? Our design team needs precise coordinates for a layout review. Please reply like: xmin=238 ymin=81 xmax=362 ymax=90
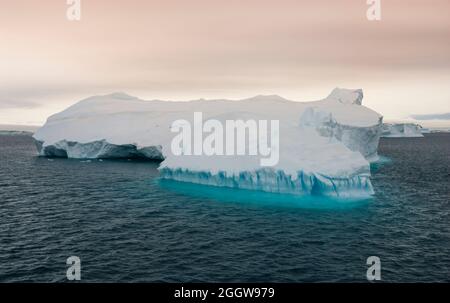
xmin=381 ymin=123 xmax=424 ymax=138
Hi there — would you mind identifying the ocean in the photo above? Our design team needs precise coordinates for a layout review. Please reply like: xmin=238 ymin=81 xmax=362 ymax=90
xmin=0 ymin=133 xmax=449 ymax=282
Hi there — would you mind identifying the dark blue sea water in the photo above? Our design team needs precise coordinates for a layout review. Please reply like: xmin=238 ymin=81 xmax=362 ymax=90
xmin=0 ymin=133 xmax=449 ymax=282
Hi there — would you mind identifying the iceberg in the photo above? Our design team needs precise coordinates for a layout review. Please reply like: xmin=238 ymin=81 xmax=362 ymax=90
xmin=420 ymin=128 xmax=431 ymax=134
xmin=381 ymin=123 xmax=424 ymax=138
xmin=34 ymin=88 xmax=383 ymax=197
xmin=0 ymin=130 xmax=33 ymax=136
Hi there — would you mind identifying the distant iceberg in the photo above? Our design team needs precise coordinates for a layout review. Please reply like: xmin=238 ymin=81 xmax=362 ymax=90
xmin=34 ymin=88 xmax=383 ymax=197
xmin=0 ymin=130 xmax=33 ymax=136
xmin=381 ymin=123 xmax=424 ymax=138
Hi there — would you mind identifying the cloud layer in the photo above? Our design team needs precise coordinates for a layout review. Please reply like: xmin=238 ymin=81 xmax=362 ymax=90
xmin=1 ymin=0 xmax=449 ymax=125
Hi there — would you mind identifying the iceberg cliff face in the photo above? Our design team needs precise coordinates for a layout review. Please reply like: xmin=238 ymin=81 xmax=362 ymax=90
xmin=34 ymin=139 xmax=163 ymax=159
xmin=381 ymin=123 xmax=424 ymax=138
xmin=159 ymin=168 xmax=374 ymax=198
xmin=34 ymin=88 xmax=382 ymax=197
xmin=299 ymin=99 xmax=382 ymax=161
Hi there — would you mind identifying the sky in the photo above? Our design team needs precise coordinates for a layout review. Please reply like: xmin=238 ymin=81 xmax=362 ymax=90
xmin=0 ymin=0 xmax=449 ymax=126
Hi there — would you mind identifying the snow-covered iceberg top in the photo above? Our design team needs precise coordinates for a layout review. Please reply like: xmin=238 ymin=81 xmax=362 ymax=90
xmin=34 ymin=88 xmax=383 ymax=197
xmin=381 ymin=123 xmax=424 ymax=138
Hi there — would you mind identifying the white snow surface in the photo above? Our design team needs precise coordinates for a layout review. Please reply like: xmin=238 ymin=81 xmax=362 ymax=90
xmin=34 ymin=88 xmax=383 ymax=197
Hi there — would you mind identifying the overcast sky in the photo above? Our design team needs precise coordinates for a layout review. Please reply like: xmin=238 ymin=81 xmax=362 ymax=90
xmin=1 ymin=0 xmax=449 ymax=126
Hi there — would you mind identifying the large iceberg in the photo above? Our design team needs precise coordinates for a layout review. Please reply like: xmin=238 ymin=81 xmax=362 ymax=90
xmin=381 ymin=123 xmax=424 ymax=138
xmin=34 ymin=88 xmax=383 ymax=197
